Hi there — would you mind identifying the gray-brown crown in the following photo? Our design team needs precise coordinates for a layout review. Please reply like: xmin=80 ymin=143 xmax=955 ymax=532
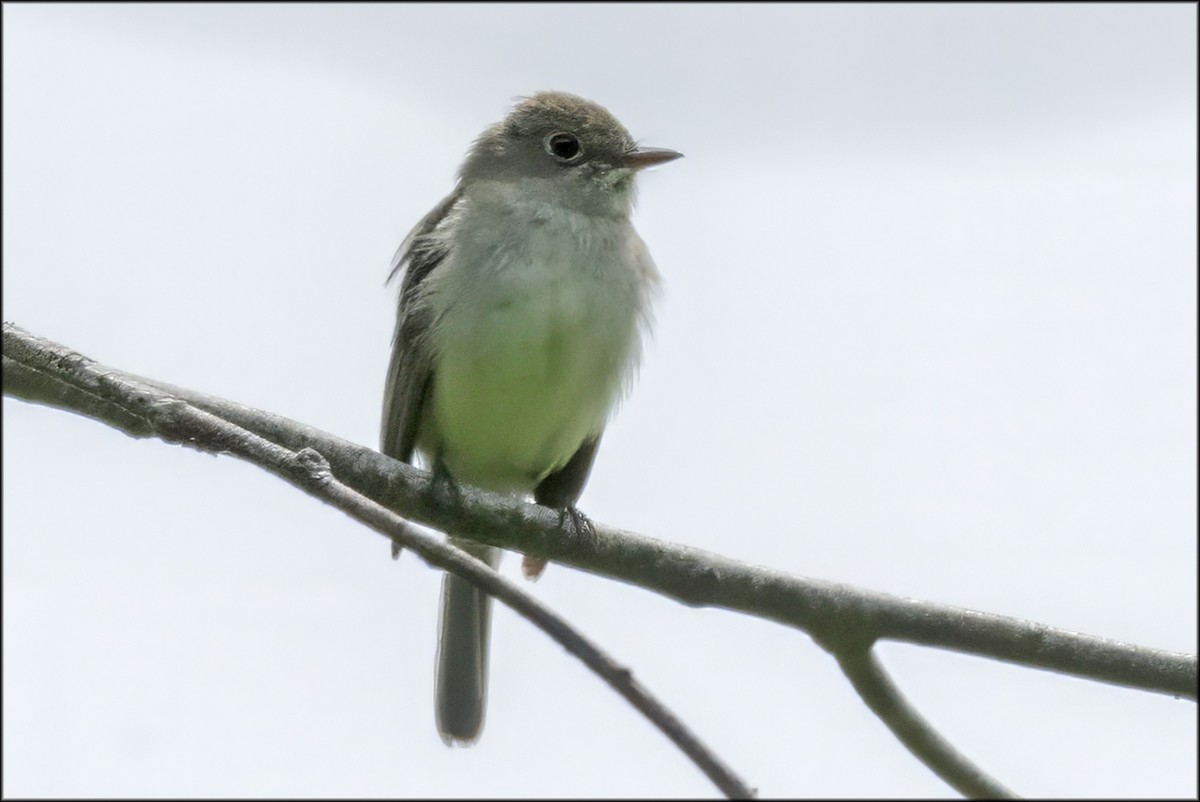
xmin=459 ymin=91 xmax=637 ymax=182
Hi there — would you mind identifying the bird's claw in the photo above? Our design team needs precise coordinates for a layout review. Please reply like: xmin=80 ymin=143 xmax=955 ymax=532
xmin=557 ymin=505 xmax=595 ymax=541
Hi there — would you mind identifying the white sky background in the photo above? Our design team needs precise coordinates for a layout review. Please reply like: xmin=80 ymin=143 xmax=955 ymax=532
xmin=3 ymin=4 xmax=1196 ymax=797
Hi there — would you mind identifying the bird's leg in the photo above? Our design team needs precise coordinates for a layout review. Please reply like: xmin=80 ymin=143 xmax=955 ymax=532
xmin=428 ymin=453 xmax=463 ymax=512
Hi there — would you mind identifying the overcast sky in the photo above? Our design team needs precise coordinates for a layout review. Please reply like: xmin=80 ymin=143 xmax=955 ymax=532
xmin=3 ymin=4 xmax=1196 ymax=798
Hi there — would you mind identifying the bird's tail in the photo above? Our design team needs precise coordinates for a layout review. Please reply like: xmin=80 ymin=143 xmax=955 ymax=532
xmin=435 ymin=540 xmax=500 ymax=745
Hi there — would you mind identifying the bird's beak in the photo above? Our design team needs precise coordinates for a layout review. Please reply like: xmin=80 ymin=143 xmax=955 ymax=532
xmin=620 ymin=146 xmax=683 ymax=170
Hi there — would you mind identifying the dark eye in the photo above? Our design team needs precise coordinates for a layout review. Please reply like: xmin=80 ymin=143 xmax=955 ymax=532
xmin=544 ymin=132 xmax=582 ymax=162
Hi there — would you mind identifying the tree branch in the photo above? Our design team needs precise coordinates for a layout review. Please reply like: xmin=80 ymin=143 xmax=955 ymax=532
xmin=836 ymin=646 xmax=1015 ymax=799
xmin=5 ymin=321 xmax=1196 ymax=796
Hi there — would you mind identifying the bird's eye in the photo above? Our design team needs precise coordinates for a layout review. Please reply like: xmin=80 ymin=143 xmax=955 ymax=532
xmin=544 ymin=132 xmax=582 ymax=162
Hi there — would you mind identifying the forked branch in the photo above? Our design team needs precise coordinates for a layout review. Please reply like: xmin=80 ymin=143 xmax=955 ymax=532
xmin=5 ymin=322 xmax=1196 ymax=797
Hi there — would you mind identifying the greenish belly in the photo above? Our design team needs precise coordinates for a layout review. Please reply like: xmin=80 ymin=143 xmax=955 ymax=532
xmin=427 ymin=305 xmax=629 ymax=492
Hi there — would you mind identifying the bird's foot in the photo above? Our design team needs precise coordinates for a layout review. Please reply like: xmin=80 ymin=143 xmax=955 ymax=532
xmin=522 ymin=506 xmax=594 ymax=581
xmin=557 ymin=505 xmax=595 ymax=541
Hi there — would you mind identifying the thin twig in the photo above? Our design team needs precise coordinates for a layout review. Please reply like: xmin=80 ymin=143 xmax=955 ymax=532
xmin=835 ymin=646 xmax=1016 ymax=799
xmin=2 ymin=323 xmax=756 ymax=800
xmin=299 ymin=450 xmax=756 ymax=799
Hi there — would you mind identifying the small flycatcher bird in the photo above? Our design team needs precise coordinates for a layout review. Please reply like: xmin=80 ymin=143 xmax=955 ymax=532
xmin=381 ymin=91 xmax=680 ymax=745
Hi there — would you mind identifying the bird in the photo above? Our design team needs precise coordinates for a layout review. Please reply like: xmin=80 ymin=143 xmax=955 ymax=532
xmin=381 ymin=91 xmax=680 ymax=745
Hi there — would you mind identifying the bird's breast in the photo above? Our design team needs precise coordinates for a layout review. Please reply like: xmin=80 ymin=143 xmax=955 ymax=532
xmin=422 ymin=215 xmax=652 ymax=492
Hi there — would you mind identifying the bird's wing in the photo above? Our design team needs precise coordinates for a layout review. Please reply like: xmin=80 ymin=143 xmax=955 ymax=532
xmin=533 ymin=434 xmax=603 ymax=511
xmin=380 ymin=187 xmax=464 ymax=462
